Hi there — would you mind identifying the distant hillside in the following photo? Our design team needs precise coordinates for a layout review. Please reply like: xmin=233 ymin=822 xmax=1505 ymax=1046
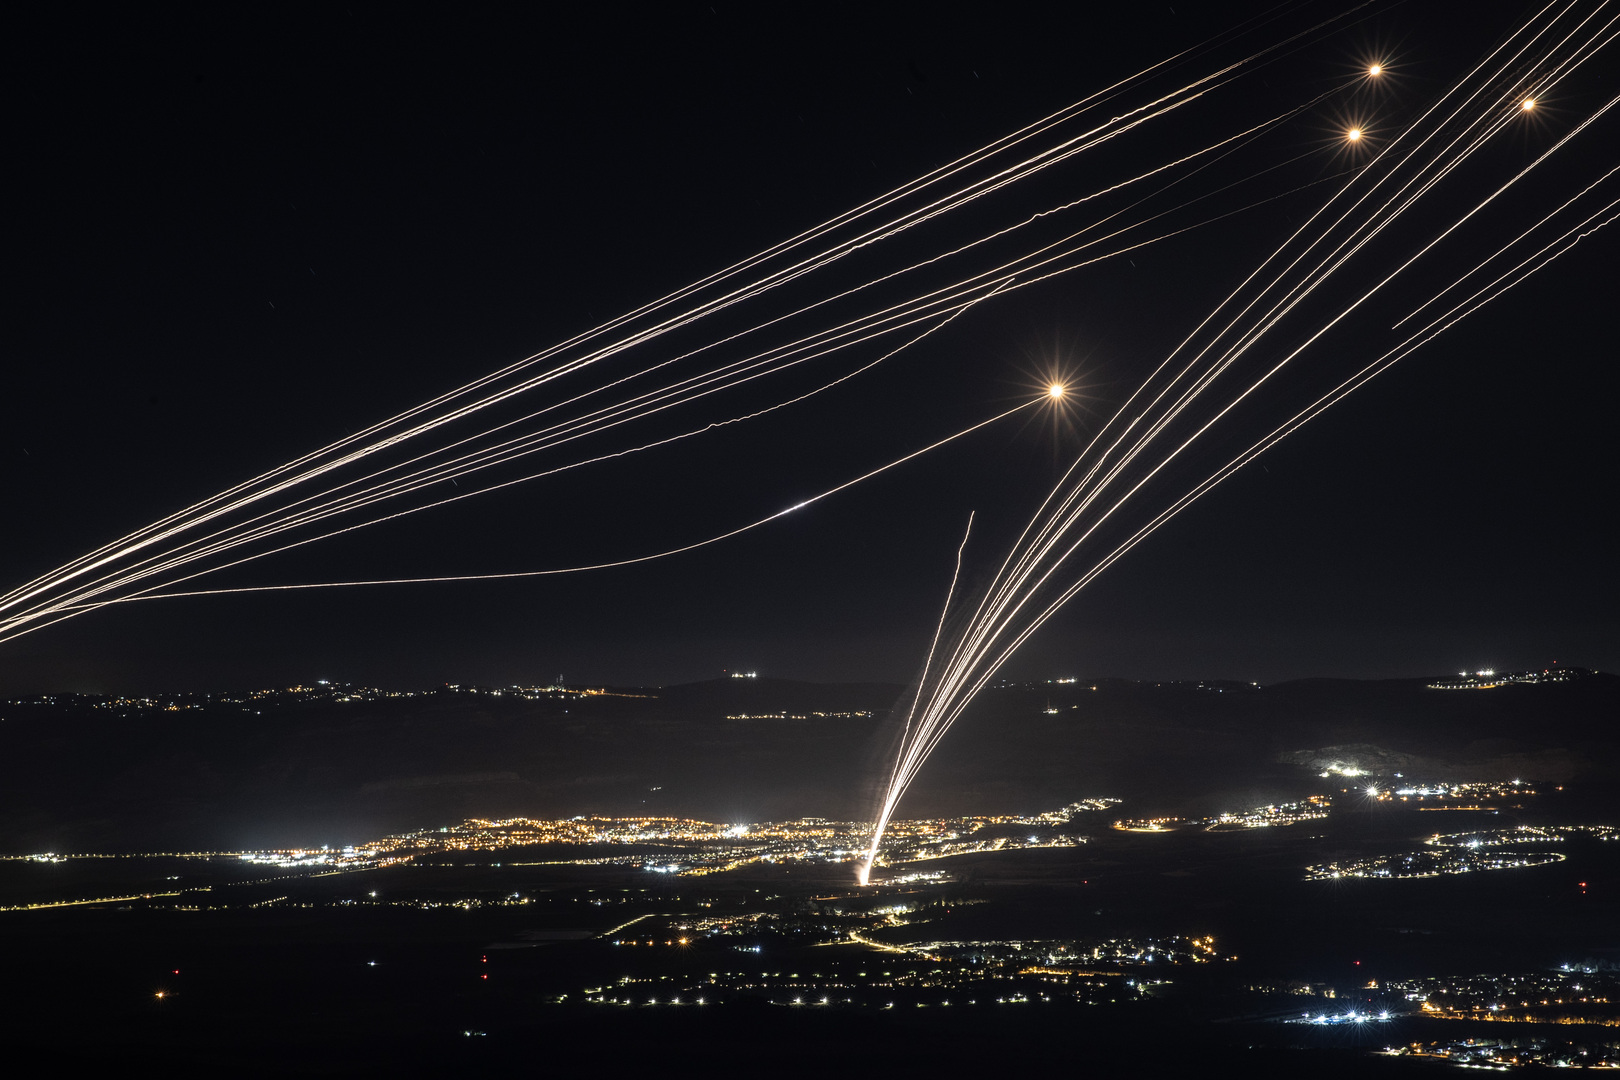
xmin=909 ymin=672 xmax=1620 ymax=820
xmin=0 ymin=678 xmax=905 ymax=852
xmin=2 ymin=672 xmax=1614 ymax=852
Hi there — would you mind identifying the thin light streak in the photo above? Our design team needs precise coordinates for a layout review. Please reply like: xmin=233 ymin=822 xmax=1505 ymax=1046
xmin=858 ymin=2 xmax=1616 ymax=874
xmin=861 ymin=512 xmax=976 ymax=886
xmin=2 ymin=283 xmax=1015 ymax=629
xmin=1 ymin=107 xmax=1360 ymax=638
xmin=41 ymin=402 xmax=1037 ymax=614
xmin=2 ymin=3 xmax=1394 ymax=637
xmin=16 ymin=156 xmax=1338 ymax=634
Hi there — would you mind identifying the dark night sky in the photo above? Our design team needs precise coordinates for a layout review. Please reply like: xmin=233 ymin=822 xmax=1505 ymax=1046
xmin=4 ymin=2 xmax=1614 ymax=694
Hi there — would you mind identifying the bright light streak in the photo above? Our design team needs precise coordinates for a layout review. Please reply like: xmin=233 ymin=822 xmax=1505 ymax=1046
xmin=857 ymin=3 xmax=1617 ymax=878
xmin=48 ymin=401 xmax=1036 ymax=612
xmin=3 ymin=1 xmax=1611 ymax=771
xmin=1 ymin=15 xmax=1371 ymax=640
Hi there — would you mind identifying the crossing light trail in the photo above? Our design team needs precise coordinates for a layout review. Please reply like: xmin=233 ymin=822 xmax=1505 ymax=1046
xmin=3 ymin=157 xmax=1352 ymax=645
xmin=858 ymin=1 xmax=1617 ymax=884
xmin=3 ymin=124 xmax=1367 ymax=642
xmin=1 ymin=5 xmax=1387 ymax=644
xmin=25 ymin=398 xmax=1044 ymax=624
xmin=0 ymin=287 xmax=1008 ymax=638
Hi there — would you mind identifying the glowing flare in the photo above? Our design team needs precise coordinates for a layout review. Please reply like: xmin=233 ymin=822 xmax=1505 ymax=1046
xmin=4 ymin=3 xmax=1612 ymax=674
xmin=1346 ymin=127 xmax=1362 ymax=142
xmin=857 ymin=6 xmax=1618 ymax=883
xmin=0 ymin=31 xmax=1336 ymax=642
xmin=1367 ymin=64 xmax=1383 ymax=77
xmin=1048 ymin=383 xmax=1066 ymax=399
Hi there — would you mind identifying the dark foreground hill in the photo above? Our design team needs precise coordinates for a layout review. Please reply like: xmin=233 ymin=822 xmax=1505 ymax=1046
xmin=2 ymin=671 xmax=1615 ymax=851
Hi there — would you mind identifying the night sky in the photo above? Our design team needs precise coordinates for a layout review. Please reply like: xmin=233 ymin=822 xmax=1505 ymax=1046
xmin=5 ymin=2 xmax=1614 ymax=694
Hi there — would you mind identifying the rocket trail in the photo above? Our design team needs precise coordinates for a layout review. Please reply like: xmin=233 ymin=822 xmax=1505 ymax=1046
xmin=858 ymin=1 xmax=1616 ymax=882
xmin=1 ymin=14 xmax=1379 ymax=643
xmin=0 ymin=282 xmax=1011 ymax=631
xmin=3 ymin=14 xmax=1304 ymax=595
xmin=32 ymin=399 xmax=1037 ymax=620
xmin=7 ymin=165 xmax=1333 ymax=639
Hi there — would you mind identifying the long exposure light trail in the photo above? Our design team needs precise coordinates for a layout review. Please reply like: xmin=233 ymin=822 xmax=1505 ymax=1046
xmin=859 ymin=1 xmax=1616 ymax=883
xmin=958 ymin=4 xmax=1614 ymax=650
xmin=4 ymin=283 xmax=1013 ymax=626
xmin=14 ymin=164 xmax=1355 ymax=639
xmin=1089 ymin=196 xmax=1618 ymax=601
xmin=865 ymin=74 xmax=1612 ymax=887
xmin=1 ymin=38 xmax=1265 ymax=597
xmin=0 ymin=10 xmax=1384 ymax=642
xmin=7 ymin=131 xmax=1368 ymax=638
xmin=136 ymin=157 xmax=1339 ymax=572
xmin=38 ymin=401 xmax=1039 ymax=614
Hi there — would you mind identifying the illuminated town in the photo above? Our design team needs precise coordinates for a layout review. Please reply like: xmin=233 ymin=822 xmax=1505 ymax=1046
xmin=1304 ymin=824 xmax=1617 ymax=881
xmin=3 ymin=0 xmax=1617 ymax=1067
xmin=2 ymin=797 xmax=1124 ymax=899
xmin=1382 ymin=1039 xmax=1620 ymax=1069
xmin=3 ymin=671 xmax=1615 ymax=1073
xmin=12 ymin=790 xmax=1612 ymax=904
xmin=1 ymin=678 xmax=654 ymax=721
xmin=1392 ymin=968 xmax=1620 ymax=1025
xmin=3 ymin=718 xmax=1617 ymax=1071
xmin=580 ymin=929 xmax=1231 ymax=1009
xmin=1426 ymin=666 xmax=1592 ymax=691
xmin=1113 ymin=796 xmax=1329 ymax=832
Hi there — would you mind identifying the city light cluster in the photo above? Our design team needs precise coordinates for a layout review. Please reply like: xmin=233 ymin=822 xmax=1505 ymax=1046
xmin=1427 ymin=666 xmax=1591 ymax=690
xmin=583 ymin=926 xmax=1232 ymax=1010
xmin=1114 ymin=796 xmax=1330 ymax=833
xmin=1304 ymin=824 xmax=1614 ymax=881
xmin=723 ymin=710 xmax=874 ymax=720
xmin=1392 ymin=970 xmax=1620 ymax=1027
xmin=347 ymin=798 xmax=1109 ymax=878
xmin=1385 ymin=1038 xmax=1620 ymax=1068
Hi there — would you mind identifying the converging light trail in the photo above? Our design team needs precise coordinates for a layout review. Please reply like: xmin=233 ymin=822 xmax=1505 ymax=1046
xmin=0 ymin=5 xmax=1387 ymax=643
xmin=859 ymin=1 xmax=1617 ymax=883
xmin=41 ymin=400 xmax=1040 ymax=616
xmin=2 ymin=4 xmax=1607 ymax=887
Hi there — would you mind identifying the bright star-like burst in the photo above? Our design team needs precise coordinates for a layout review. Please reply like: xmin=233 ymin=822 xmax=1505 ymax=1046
xmin=2 ymin=17 xmax=1390 ymax=643
xmin=856 ymin=3 xmax=1619 ymax=885
xmin=4 ymin=2 xmax=1613 ymax=722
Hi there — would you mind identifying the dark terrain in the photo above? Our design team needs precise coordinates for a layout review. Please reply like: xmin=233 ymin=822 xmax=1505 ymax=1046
xmin=2 ymin=672 xmax=1614 ymax=851
xmin=4 ymin=672 xmax=1617 ymax=1074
